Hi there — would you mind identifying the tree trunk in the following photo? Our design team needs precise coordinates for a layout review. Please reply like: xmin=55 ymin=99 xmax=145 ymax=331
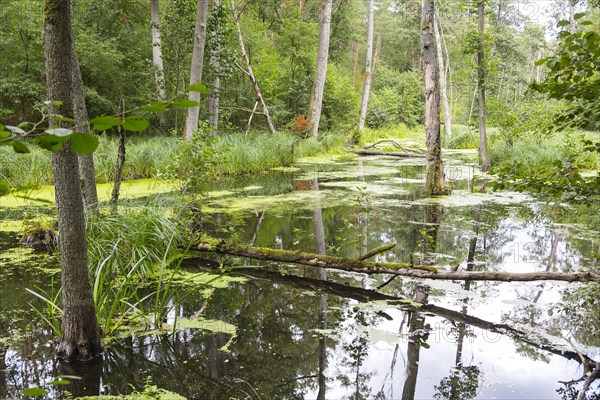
xmin=230 ymin=0 xmax=276 ymax=134
xmin=421 ymin=0 xmax=448 ymax=195
xmin=352 ymin=41 xmax=360 ymax=82
xmin=70 ymin=28 xmax=98 ymax=210
xmin=477 ymin=0 xmax=490 ymax=172
xmin=44 ymin=0 xmax=102 ymax=363
xmin=306 ymin=0 xmax=333 ymax=138
xmin=184 ymin=0 xmax=209 ymax=140
xmin=110 ymin=98 xmax=126 ymax=214
xmin=433 ymin=12 xmax=451 ymax=138
xmin=568 ymin=0 xmax=577 ymax=34
xmin=150 ymin=0 xmax=167 ymax=132
xmin=208 ymin=0 xmax=221 ymax=137
xmin=358 ymin=0 xmax=374 ymax=131
xmin=373 ymin=32 xmax=382 ymax=69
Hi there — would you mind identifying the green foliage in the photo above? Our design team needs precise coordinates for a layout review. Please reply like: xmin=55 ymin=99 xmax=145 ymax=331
xmin=492 ymin=137 xmax=600 ymax=204
xmin=367 ymin=67 xmax=424 ymax=128
xmin=531 ymin=14 xmax=600 ymax=131
xmin=171 ymin=126 xmax=219 ymax=193
xmin=322 ymin=63 xmax=360 ymax=129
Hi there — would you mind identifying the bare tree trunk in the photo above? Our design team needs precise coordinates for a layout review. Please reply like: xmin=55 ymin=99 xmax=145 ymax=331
xmin=150 ymin=0 xmax=167 ymax=132
xmin=230 ymin=0 xmax=276 ymax=134
xmin=477 ymin=0 xmax=490 ymax=172
xmin=306 ymin=0 xmax=333 ymax=138
xmin=208 ymin=0 xmax=221 ymax=137
xmin=358 ymin=0 xmax=375 ymax=131
xmin=421 ymin=0 xmax=448 ymax=196
xmin=70 ymin=27 xmax=98 ymax=210
xmin=433 ymin=12 xmax=451 ymax=138
xmin=44 ymin=0 xmax=102 ymax=363
xmin=568 ymin=0 xmax=577 ymax=34
xmin=373 ymin=32 xmax=382 ymax=69
xmin=352 ymin=41 xmax=360 ymax=82
xmin=184 ymin=0 xmax=209 ymax=140
xmin=110 ymin=98 xmax=126 ymax=214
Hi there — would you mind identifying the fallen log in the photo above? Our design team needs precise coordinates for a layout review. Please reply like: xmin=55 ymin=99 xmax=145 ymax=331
xmin=194 ymin=240 xmax=600 ymax=283
xmin=183 ymin=257 xmax=599 ymax=368
xmin=348 ymin=149 xmax=426 ymax=158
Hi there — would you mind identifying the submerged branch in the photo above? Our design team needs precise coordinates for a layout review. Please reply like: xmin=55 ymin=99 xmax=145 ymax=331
xmin=183 ymin=258 xmax=599 ymax=369
xmin=194 ymin=240 xmax=600 ymax=283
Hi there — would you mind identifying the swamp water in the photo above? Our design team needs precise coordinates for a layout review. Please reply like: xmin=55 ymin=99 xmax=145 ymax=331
xmin=0 ymin=154 xmax=599 ymax=399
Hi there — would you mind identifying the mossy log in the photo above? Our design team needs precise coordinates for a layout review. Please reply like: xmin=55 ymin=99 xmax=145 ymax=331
xmin=195 ymin=240 xmax=600 ymax=283
xmin=348 ymin=149 xmax=427 ymax=158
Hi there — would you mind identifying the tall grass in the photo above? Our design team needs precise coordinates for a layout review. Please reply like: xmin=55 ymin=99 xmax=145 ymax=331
xmin=0 ymin=130 xmax=354 ymax=188
xmin=358 ymin=123 xmax=423 ymax=146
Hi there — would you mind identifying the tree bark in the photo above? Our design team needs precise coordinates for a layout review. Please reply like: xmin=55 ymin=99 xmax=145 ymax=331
xmin=110 ymin=98 xmax=126 ymax=214
xmin=184 ymin=0 xmax=209 ymax=140
xmin=194 ymin=240 xmax=600 ymax=282
xmin=70 ymin=26 xmax=98 ymax=210
xmin=150 ymin=0 xmax=167 ymax=132
xmin=477 ymin=0 xmax=491 ymax=172
xmin=229 ymin=0 xmax=276 ymax=134
xmin=433 ymin=12 xmax=451 ymax=138
xmin=358 ymin=0 xmax=374 ymax=131
xmin=306 ymin=0 xmax=333 ymax=138
xmin=208 ymin=0 xmax=221 ymax=137
xmin=421 ymin=0 xmax=448 ymax=195
xmin=44 ymin=0 xmax=102 ymax=363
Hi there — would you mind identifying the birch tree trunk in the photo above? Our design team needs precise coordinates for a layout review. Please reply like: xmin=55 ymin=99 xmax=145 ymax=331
xmin=70 ymin=30 xmax=98 ymax=209
xmin=477 ymin=0 xmax=491 ymax=172
xmin=358 ymin=0 xmax=375 ymax=131
xmin=306 ymin=0 xmax=333 ymax=138
xmin=433 ymin=13 xmax=452 ymax=138
xmin=421 ymin=0 xmax=448 ymax=195
xmin=150 ymin=0 xmax=167 ymax=132
xmin=208 ymin=0 xmax=221 ymax=137
xmin=184 ymin=0 xmax=209 ymax=140
xmin=44 ymin=0 xmax=102 ymax=362
xmin=230 ymin=0 xmax=276 ymax=134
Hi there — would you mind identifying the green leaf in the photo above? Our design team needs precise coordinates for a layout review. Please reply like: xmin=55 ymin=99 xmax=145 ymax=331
xmin=22 ymin=387 xmax=48 ymax=397
xmin=6 ymin=125 xmax=26 ymax=135
xmin=47 ymin=379 xmax=71 ymax=386
xmin=0 ymin=129 xmax=10 ymax=139
xmin=44 ymin=100 xmax=63 ymax=107
xmin=123 ymin=115 xmax=150 ymax=132
xmin=35 ymin=134 xmax=69 ymax=152
xmin=90 ymin=115 xmax=122 ymax=131
xmin=574 ymin=12 xmax=586 ymax=20
xmin=45 ymin=128 xmax=73 ymax=137
xmin=172 ymin=99 xmax=199 ymax=108
xmin=557 ymin=20 xmax=570 ymax=27
xmin=70 ymin=133 xmax=99 ymax=154
xmin=184 ymin=83 xmax=209 ymax=94
xmin=139 ymin=101 xmax=168 ymax=112
xmin=12 ymin=141 xmax=30 ymax=153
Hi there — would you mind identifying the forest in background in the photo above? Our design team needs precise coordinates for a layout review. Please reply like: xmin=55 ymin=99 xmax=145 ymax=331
xmin=0 ymin=0 xmax=597 ymax=138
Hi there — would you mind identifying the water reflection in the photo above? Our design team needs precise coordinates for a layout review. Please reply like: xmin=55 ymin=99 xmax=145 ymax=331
xmin=0 ymin=156 xmax=598 ymax=398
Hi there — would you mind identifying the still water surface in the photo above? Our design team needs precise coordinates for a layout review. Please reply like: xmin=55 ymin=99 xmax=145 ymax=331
xmin=0 ymin=154 xmax=598 ymax=399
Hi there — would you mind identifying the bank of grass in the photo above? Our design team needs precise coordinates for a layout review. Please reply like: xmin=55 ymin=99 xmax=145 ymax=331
xmin=444 ymin=125 xmax=599 ymax=172
xmin=0 ymin=129 xmax=359 ymax=188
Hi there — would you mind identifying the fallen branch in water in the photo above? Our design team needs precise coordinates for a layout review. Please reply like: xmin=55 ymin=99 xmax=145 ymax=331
xmin=348 ymin=149 xmax=426 ymax=158
xmin=194 ymin=240 xmax=600 ymax=283
xmin=183 ymin=257 xmax=599 ymax=368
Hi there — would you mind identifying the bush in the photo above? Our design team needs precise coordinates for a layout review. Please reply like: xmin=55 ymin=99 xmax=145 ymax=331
xmin=367 ymin=67 xmax=424 ymax=128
